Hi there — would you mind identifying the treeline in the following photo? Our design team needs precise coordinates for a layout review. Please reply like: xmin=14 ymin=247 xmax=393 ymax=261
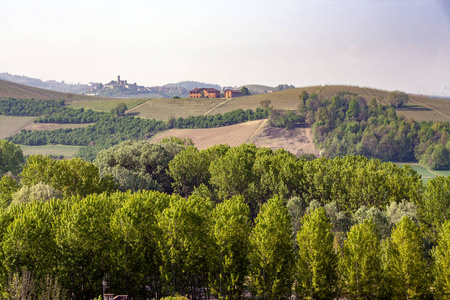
xmin=35 ymin=107 xmax=105 ymax=123
xmin=298 ymin=91 xmax=450 ymax=169
xmin=168 ymin=108 xmax=269 ymax=129
xmin=0 ymin=141 xmax=449 ymax=298
xmin=0 ymin=98 xmax=65 ymax=116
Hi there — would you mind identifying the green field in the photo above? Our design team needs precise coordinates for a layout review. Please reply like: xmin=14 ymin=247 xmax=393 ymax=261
xmin=396 ymin=163 xmax=450 ymax=184
xmin=434 ymin=170 xmax=450 ymax=177
xmin=0 ymin=115 xmax=36 ymax=138
xmin=19 ymin=145 xmax=84 ymax=158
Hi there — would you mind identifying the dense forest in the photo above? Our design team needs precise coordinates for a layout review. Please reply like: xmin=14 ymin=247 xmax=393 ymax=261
xmin=0 ymin=139 xmax=449 ymax=299
xmin=294 ymin=91 xmax=450 ymax=170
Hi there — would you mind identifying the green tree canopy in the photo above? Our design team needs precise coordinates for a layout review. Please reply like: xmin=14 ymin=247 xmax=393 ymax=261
xmin=0 ymin=140 xmax=24 ymax=176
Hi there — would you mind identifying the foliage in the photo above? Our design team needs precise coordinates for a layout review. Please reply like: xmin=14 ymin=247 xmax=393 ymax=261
xmin=384 ymin=217 xmax=430 ymax=299
xmin=388 ymin=90 xmax=409 ymax=108
xmin=296 ymin=207 xmax=338 ymax=300
xmin=248 ymin=197 xmax=294 ymax=299
xmin=209 ymin=196 xmax=251 ymax=299
xmin=110 ymin=103 xmax=128 ymax=117
xmin=156 ymin=194 xmax=213 ymax=299
xmin=433 ymin=220 xmax=450 ymax=299
xmin=94 ymin=140 xmax=183 ymax=193
xmin=20 ymin=155 xmax=116 ymax=198
xmin=11 ymin=182 xmax=62 ymax=206
xmin=0 ymin=140 xmax=24 ymax=176
xmin=0 ymin=175 xmax=20 ymax=210
xmin=339 ymin=219 xmax=383 ymax=299
xmin=240 ymin=86 xmax=250 ymax=96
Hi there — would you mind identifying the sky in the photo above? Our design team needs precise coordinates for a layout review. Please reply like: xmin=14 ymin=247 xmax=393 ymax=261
xmin=1 ymin=0 xmax=450 ymax=96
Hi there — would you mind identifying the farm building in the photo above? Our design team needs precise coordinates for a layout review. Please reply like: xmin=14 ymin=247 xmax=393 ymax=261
xmin=224 ymin=89 xmax=243 ymax=98
xmin=189 ymin=88 xmax=221 ymax=98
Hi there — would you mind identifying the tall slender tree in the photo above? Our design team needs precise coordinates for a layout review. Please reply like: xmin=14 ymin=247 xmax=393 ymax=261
xmin=248 ymin=197 xmax=294 ymax=299
xmin=433 ymin=220 xmax=450 ymax=299
xmin=339 ymin=219 xmax=383 ymax=299
xmin=296 ymin=207 xmax=338 ymax=300
xmin=384 ymin=216 xmax=430 ymax=299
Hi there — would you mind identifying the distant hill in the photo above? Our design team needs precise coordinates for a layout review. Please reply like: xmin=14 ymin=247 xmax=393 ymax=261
xmin=0 ymin=73 xmax=90 ymax=94
xmin=0 ymin=79 xmax=97 ymax=100
xmin=239 ymin=84 xmax=274 ymax=94
xmin=164 ymin=81 xmax=221 ymax=91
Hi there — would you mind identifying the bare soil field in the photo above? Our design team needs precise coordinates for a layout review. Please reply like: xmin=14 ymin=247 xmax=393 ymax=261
xmin=0 ymin=116 xmax=37 ymax=138
xmin=151 ymin=119 xmax=319 ymax=156
xmin=23 ymin=122 xmax=93 ymax=131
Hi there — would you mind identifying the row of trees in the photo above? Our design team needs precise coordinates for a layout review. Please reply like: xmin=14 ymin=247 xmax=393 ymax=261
xmin=0 ymin=99 xmax=65 ymax=116
xmin=1 ymin=188 xmax=450 ymax=299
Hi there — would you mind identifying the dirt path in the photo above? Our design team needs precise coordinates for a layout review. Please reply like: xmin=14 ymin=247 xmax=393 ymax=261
xmin=203 ymin=98 xmax=233 ymax=115
xmin=126 ymin=99 xmax=152 ymax=113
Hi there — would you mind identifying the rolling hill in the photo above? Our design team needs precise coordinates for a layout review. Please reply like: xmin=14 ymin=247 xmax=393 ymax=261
xmin=0 ymin=79 xmax=95 ymax=100
xmin=129 ymin=85 xmax=450 ymax=122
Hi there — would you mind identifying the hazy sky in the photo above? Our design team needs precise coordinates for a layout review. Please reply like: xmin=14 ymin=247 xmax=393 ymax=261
xmin=1 ymin=0 xmax=450 ymax=95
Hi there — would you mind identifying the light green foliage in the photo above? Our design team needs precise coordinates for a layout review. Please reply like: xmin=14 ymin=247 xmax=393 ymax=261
xmin=296 ymin=207 xmax=338 ymax=300
xmin=20 ymin=155 xmax=116 ymax=197
xmin=209 ymin=196 xmax=251 ymax=299
xmin=433 ymin=220 xmax=450 ymax=299
xmin=157 ymin=194 xmax=213 ymax=298
xmin=2 ymin=201 xmax=61 ymax=283
xmin=385 ymin=200 xmax=418 ymax=227
xmin=169 ymin=146 xmax=210 ymax=196
xmin=340 ymin=220 xmax=382 ymax=299
xmin=352 ymin=205 xmax=390 ymax=239
xmin=248 ymin=197 xmax=294 ymax=299
xmin=418 ymin=176 xmax=450 ymax=242
xmin=286 ymin=196 xmax=307 ymax=237
xmin=110 ymin=190 xmax=171 ymax=298
xmin=95 ymin=140 xmax=182 ymax=193
xmin=0 ymin=140 xmax=24 ymax=176
xmin=11 ymin=182 xmax=62 ymax=206
xmin=55 ymin=192 xmax=125 ymax=298
xmin=159 ymin=136 xmax=194 ymax=147
xmin=0 ymin=175 xmax=20 ymax=210
xmin=384 ymin=217 xmax=430 ymax=299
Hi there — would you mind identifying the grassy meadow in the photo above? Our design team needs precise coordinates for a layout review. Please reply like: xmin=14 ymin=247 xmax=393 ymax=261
xmin=67 ymin=98 xmax=149 ymax=112
xmin=0 ymin=115 xmax=36 ymax=139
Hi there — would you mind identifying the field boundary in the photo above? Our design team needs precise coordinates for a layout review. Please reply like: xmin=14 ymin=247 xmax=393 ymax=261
xmin=126 ymin=99 xmax=152 ymax=113
xmin=203 ymin=98 xmax=233 ymax=115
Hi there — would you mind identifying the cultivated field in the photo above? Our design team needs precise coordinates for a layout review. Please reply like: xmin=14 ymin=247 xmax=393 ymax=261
xmin=0 ymin=116 xmax=36 ymax=138
xmin=151 ymin=119 xmax=319 ymax=156
xmin=19 ymin=145 xmax=83 ymax=158
xmin=129 ymin=97 xmax=226 ymax=120
xmin=67 ymin=98 xmax=149 ymax=112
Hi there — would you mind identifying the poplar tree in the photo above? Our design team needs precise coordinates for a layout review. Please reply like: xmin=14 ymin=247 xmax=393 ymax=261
xmin=433 ymin=220 xmax=450 ymax=299
xmin=339 ymin=219 xmax=382 ymax=299
xmin=248 ymin=197 xmax=294 ymax=299
xmin=385 ymin=216 xmax=430 ymax=299
xmin=296 ymin=207 xmax=338 ymax=300
xmin=209 ymin=196 xmax=251 ymax=299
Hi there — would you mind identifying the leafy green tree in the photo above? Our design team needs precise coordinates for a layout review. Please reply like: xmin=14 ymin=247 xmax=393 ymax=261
xmin=248 ymin=197 xmax=294 ymax=299
xmin=339 ymin=219 xmax=383 ymax=299
xmin=0 ymin=175 xmax=20 ymax=210
xmin=240 ymin=86 xmax=250 ymax=96
xmin=111 ymin=103 xmax=128 ymax=116
xmin=209 ymin=196 xmax=251 ymax=299
xmin=417 ymin=176 xmax=450 ymax=243
xmin=388 ymin=90 xmax=409 ymax=108
xmin=0 ymin=140 xmax=24 ymax=176
xmin=95 ymin=140 xmax=183 ymax=193
xmin=296 ymin=207 xmax=338 ymax=300
xmin=433 ymin=220 xmax=450 ymax=299
xmin=384 ymin=216 xmax=430 ymax=299
xmin=11 ymin=182 xmax=62 ymax=206
xmin=110 ymin=191 xmax=171 ymax=299
xmin=20 ymin=155 xmax=116 ymax=198
xmin=55 ymin=192 xmax=125 ymax=299
xmin=157 ymin=194 xmax=213 ymax=298
xmin=168 ymin=146 xmax=210 ymax=196
xmin=352 ymin=205 xmax=390 ymax=239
